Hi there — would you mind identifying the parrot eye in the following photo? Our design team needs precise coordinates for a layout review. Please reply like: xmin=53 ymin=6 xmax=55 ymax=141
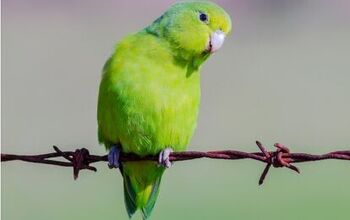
xmin=199 ymin=12 xmax=208 ymax=23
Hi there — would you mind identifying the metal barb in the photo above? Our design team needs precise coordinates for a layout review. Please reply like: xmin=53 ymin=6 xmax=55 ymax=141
xmin=257 ymin=142 xmax=300 ymax=185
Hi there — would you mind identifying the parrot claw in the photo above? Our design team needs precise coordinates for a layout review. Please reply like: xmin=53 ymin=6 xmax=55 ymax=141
xmin=158 ymin=147 xmax=173 ymax=168
xmin=108 ymin=145 xmax=121 ymax=169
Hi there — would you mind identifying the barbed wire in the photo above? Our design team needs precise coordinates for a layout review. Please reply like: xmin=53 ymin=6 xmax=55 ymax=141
xmin=1 ymin=141 xmax=349 ymax=184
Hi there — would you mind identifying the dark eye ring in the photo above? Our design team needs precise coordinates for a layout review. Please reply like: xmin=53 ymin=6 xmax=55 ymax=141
xmin=199 ymin=12 xmax=208 ymax=23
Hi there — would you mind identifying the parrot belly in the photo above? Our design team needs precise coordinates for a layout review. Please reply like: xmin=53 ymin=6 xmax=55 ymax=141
xmin=98 ymin=71 xmax=200 ymax=156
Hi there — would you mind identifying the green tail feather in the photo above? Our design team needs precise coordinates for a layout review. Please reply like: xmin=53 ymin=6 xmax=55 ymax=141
xmin=122 ymin=161 xmax=164 ymax=219
xmin=123 ymin=174 xmax=138 ymax=218
xmin=141 ymin=176 xmax=161 ymax=219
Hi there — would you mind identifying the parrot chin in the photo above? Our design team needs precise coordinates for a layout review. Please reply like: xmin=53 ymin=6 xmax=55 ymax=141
xmin=206 ymin=30 xmax=226 ymax=53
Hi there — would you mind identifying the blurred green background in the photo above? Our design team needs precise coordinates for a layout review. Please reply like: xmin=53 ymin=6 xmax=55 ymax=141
xmin=2 ymin=0 xmax=350 ymax=219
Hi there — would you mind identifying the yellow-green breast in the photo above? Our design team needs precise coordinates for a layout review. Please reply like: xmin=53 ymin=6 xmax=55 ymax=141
xmin=97 ymin=31 xmax=201 ymax=156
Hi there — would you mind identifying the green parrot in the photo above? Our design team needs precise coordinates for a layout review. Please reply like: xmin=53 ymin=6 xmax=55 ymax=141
xmin=97 ymin=1 xmax=231 ymax=219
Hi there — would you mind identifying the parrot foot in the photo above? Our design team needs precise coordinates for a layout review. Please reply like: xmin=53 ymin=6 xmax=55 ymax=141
xmin=108 ymin=144 xmax=121 ymax=169
xmin=158 ymin=147 xmax=173 ymax=168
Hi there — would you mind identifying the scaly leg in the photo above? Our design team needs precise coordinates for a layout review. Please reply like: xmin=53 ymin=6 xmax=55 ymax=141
xmin=158 ymin=147 xmax=174 ymax=168
xmin=108 ymin=144 xmax=121 ymax=168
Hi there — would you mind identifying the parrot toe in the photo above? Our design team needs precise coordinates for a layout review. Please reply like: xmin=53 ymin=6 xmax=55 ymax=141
xmin=108 ymin=144 xmax=121 ymax=168
xmin=158 ymin=147 xmax=173 ymax=168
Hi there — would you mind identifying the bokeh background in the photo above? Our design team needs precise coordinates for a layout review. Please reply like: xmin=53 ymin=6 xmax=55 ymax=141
xmin=2 ymin=0 xmax=350 ymax=219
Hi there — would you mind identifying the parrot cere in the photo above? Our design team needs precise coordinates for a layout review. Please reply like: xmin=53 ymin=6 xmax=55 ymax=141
xmin=97 ymin=1 xmax=231 ymax=219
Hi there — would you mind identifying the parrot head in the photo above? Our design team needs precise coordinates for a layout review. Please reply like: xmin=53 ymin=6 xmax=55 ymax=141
xmin=147 ymin=1 xmax=232 ymax=60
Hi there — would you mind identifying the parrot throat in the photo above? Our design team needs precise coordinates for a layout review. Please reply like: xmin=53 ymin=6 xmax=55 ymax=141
xmin=185 ymin=53 xmax=210 ymax=77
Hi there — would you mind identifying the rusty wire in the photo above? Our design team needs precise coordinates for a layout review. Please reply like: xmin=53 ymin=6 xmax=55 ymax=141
xmin=1 ymin=141 xmax=349 ymax=184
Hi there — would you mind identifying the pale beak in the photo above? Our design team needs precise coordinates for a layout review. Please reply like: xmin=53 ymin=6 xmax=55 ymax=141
xmin=207 ymin=30 xmax=226 ymax=53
